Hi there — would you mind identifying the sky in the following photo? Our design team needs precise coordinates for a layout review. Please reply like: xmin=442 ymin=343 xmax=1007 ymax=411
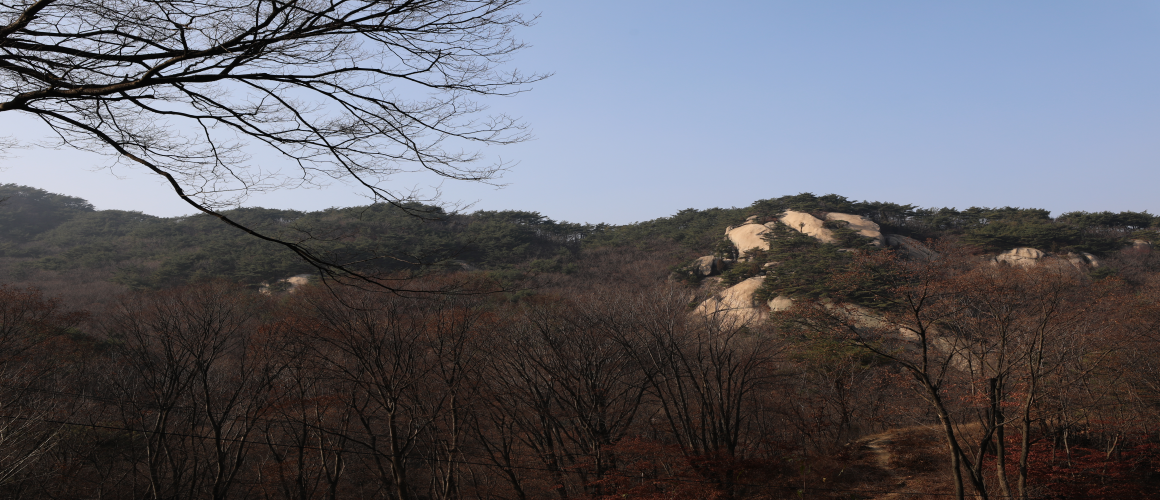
xmin=3 ymin=1 xmax=1160 ymax=225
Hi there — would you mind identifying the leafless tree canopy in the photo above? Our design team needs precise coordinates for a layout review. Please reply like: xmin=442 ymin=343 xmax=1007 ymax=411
xmin=0 ymin=0 xmax=543 ymax=280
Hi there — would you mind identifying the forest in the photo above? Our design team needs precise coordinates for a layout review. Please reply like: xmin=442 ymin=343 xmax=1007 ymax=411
xmin=2 ymin=184 xmax=1160 ymax=499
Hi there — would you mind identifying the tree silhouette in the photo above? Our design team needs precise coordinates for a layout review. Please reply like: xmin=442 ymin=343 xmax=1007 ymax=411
xmin=0 ymin=0 xmax=544 ymax=287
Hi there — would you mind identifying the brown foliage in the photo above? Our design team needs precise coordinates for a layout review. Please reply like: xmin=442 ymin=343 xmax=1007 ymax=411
xmin=3 ymin=242 xmax=1160 ymax=498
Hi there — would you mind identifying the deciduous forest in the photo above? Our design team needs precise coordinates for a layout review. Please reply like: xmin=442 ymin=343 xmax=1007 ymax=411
xmin=2 ymin=184 xmax=1160 ymax=499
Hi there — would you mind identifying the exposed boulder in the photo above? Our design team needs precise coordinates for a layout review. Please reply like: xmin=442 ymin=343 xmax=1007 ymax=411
xmin=1065 ymin=252 xmax=1101 ymax=270
xmin=884 ymin=234 xmax=938 ymax=261
xmin=779 ymin=210 xmax=834 ymax=243
xmin=725 ymin=223 xmax=772 ymax=254
xmin=767 ymin=295 xmax=793 ymax=312
xmin=692 ymin=255 xmax=724 ymax=277
xmin=991 ymin=248 xmax=1104 ymax=270
xmin=825 ymin=213 xmax=883 ymax=247
xmin=993 ymin=247 xmax=1047 ymax=268
xmin=723 ymin=211 xmax=886 ymax=258
xmin=1132 ymin=239 xmax=1154 ymax=250
xmin=285 ymin=275 xmax=311 ymax=288
xmin=694 ymin=276 xmax=766 ymax=325
xmin=1084 ymin=252 xmax=1101 ymax=268
xmin=724 ymin=215 xmax=762 ymax=234
xmin=724 ymin=210 xmax=884 ymax=256
xmin=259 ymin=274 xmax=313 ymax=295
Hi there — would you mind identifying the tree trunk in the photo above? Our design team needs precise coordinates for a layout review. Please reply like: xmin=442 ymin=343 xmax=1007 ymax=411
xmin=994 ymin=378 xmax=1013 ymax=499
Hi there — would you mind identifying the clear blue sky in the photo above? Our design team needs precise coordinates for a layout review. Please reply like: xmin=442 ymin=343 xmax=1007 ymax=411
xmin=4 ymin=1 xmax=1160 ymax=224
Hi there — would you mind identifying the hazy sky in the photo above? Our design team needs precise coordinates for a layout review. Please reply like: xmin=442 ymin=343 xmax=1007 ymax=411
xmin=3 ymin=1 xmax=1160 ymax=224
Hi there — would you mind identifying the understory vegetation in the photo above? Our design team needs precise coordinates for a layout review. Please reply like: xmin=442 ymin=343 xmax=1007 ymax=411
xmin=2 ymin=185 xmax=1160 ymax=499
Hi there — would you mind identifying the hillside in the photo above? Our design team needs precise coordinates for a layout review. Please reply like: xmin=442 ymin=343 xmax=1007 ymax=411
xmin=3 ymin=184 xmax=1160 ymax=499
xmin=4 ymin=184 xmax=1158 ymax=309
xmin=4 ymin=184 xmax=1155 ymax=282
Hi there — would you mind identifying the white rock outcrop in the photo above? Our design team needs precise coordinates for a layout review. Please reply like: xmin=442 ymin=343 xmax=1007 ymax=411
xmin=723 ymin=211 xmax=884 ymax=255
xmin=259 ymin=274 xmax=313 ymax=295
xmin=725 ymin=223 xmax=772 ymax=255
xmin=779 ymin=210 xmax=834 ymax=243
xmin=1065 ymin=252 xmax=1101 ymax=270
xmin=825 ymin=213 xmax=883 ymax=247
xmin=990 ymin=247 xmax=1105 ymax=270
xmin=285 ymin=275 xmax=311 ymax=288
xmin=767 ymin=295 xmax=793 ymax=312
xmin=994 ymin=247 xmax=1047 ymax=268
xmin=694 ymin=276 xmax=767 ymax=325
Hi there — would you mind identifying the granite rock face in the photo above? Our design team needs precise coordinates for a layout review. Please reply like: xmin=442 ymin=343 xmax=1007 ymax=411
xmin=691 ymin=255 xmax=724 ymax=277
xmin=723 ymin=210 xmax=881 ymax=255
xmin=694 ymin=276 xmax=767 ymax=325
xmin=990 ymin=247 xmax=1104 ymax=270
xmin=994 ymin=247 xmax=1047 ymax=268
xmin=725 ymin=223 xmax=772 ymax=255
xmin=779 ymin=210 xmax=833 ymax=244
xmin=824 ymin=213 xmax=883 ymax=247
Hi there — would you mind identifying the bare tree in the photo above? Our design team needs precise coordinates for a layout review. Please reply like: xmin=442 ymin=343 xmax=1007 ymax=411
xmin=258 ymin=317 xmax=355 ymax=500
xmin=789 ymin=251 xmax=989 ymax=499
xmin=780 ymin=344 xmax=894 ymax=455
xmin=103 ymin=281 xmax=283 ymax=500
xmin=0 ymin=286 xmax=85 ymax=490
xmin=604 ymin=285 xmax=783 ymax=498
xmin=475 ymin=293 xmax=649 ymax=499
xmin=0 ymin=0 xmax=544 ymax=283
xmin=938 ymin=262 xmax=1127 ymax=500
xmin=291 ymin=283 xmax=490 ymax=500
xmin=782 ymin=244 xmax=1130 ymax=500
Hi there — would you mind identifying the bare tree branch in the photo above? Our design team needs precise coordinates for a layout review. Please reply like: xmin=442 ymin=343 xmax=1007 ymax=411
xmin=0 ymin=0 xmax=546 ymax=290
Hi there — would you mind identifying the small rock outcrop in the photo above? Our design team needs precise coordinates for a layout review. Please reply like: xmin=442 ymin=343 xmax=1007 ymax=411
xmin=990 ymin=247 xmax=1105 ymax=270
xmin=285 ymin=275 xmax=311 ymax=288
xmin=780 ymin=210 xmax=834 ymax=243
xmin=694 ymin=276 xmax=767 ymax=325
xmin=825 ymin=213 xmax=883 ymax=246
xmin=993 ymin=247 xmax=1047 ymax=268
xmin=767 ymin=295 xmax=793 ymax=312
xmin=725 ymin=223 xmax=772 ymax=255
xmin=1065 ymin=252 xmax=1101 ymax=270
xmin=723 ymin=210 xmax=884 ymax=255
xmin=692 ymin=255 xmax=724 ymax=277
xmin=259 ymin=274 xmax=313 ymax=294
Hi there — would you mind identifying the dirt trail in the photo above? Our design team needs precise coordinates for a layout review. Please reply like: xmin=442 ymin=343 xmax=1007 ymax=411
xmin=854 ymin=431 xmax=909 ymax=500
xmin=844 ymin=426 xmax=951 ymax=500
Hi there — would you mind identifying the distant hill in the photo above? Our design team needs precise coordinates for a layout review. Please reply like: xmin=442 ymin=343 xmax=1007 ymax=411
xmin=1 ymin=184 xmax=1156 ymax=298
